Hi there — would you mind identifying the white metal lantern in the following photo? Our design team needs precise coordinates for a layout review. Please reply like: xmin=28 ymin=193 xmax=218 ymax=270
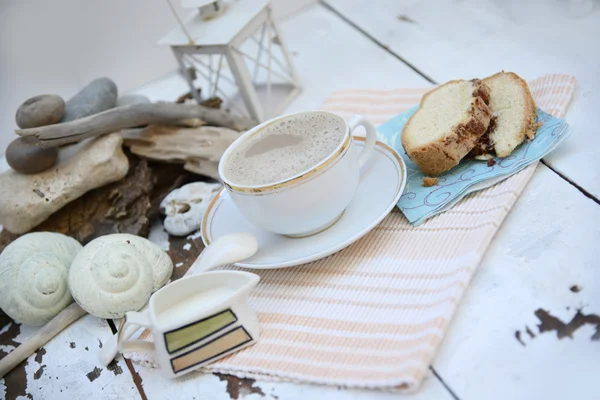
xmin=160 ymin=0 xmax=302 ymax=122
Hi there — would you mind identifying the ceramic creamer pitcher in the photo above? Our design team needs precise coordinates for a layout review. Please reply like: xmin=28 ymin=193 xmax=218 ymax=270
xmin=117 ymin=271 xmax=260 ymax=378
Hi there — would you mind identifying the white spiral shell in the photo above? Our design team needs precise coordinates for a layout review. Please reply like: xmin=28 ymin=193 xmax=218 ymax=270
xmin=0 ymin=232 xmax=82 ymax=326
xmin=68 ymin=234 xmax=173 ymax=319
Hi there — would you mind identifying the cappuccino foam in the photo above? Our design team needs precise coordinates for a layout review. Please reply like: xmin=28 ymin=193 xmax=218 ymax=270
xmin=224 ymin=113 xmax=345 ymax=186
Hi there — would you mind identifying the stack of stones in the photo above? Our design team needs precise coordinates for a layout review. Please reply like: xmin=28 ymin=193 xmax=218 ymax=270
xmin=0 ymin=78 xmax=151 ymax=235
xmin=6 ymin=78 xmax=152 ymax=174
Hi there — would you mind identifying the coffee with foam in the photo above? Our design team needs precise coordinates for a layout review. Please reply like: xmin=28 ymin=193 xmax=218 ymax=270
xmin=223 ymin=113 xmax=346 ymax=186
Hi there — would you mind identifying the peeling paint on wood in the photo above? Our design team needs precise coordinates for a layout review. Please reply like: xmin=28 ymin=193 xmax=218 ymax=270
xmin=35 ymin=349 xmax=46 ymax=364
xmin=216 ymin=373 xmax=265 ymax=399
xmin=397 ymin=14 xmax=418 ymax=24
xmin=525 ymin=326 xmax=536 ymax=339
xmin=514 ymin=330 xmax=525 ymax=346
xmin=535 ymin=309 xmax=600 ymax=340
xmin=0 ymin=313 xmax=20 ymax=349
xmin=86 ymin=366 xmax=103 ymax=382
xmin=1 ymin=356 xmax=31 ymax=400
xmin=0 ymin=314 xmax=32 ymax=400
xmin=107 ymin=360 xmax=123 ymax=376
xmin=2 ymin=313 xmax=139 ymax=399
xmin=33 ymin=364 xmax=45 ymax=380
xmin=32 ymin=348 xmax=47 ymax=380
xmin=517 ymin=309 xmax=600 ymax=345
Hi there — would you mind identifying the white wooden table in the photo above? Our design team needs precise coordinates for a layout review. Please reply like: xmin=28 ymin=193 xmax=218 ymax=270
xmin=1 ymin=1 xmax=598 ymax=399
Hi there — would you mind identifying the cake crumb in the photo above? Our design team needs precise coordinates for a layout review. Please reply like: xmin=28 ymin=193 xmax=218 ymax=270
xmin=487 ymin=159 xmax=496 ymax=167
xmin=422 ymin=177 xmax=439 ymax=187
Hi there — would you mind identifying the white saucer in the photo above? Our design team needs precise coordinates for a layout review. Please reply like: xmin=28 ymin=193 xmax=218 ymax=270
xmin=201 ymin=138 xmax=406 ymax=269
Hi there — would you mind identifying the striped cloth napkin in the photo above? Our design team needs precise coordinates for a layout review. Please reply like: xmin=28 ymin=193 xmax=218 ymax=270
xmin=129 ymin=74 xmax=576 ymax=392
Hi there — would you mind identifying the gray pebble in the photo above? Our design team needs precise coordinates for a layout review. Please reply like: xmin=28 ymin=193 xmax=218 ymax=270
xmin=6 ymin=137 xmax=59 ymax=174
xmin=15 ymin=94 xmax=65 ymax=129
xmin=61 ymin=77 xmax=118 ymax=122
xmin=117 ymin=94 xmax=151 ymax=107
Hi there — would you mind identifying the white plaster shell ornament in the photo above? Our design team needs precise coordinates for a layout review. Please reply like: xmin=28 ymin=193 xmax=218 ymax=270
xmin=0 ymin=232 xmax=82 ymax=326
xmin=68 ymin=234 xmax=173 ymax=319
xmin=159 ymin=182 xmax=222 ymax=236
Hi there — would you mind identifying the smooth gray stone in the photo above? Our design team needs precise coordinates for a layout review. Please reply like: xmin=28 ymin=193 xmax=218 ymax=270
xmin=15 ymin=94 xmax=65 ymax=129
xmin=6 ymin=137 xmax=58 ymax=174
xmin=61 ymin=77 xmax=118 ymax=122
xmin=117 ymin=94 xmax=151 ymax=107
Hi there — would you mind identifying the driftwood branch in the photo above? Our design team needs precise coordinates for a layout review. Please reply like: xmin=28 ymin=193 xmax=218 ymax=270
xmin=123 ymin=125 xmax=239 ymax=163
xmin=0 ymin=303 xmax=87 ymax=379
xmin=16 ymin=103 xmax=257 ymax=147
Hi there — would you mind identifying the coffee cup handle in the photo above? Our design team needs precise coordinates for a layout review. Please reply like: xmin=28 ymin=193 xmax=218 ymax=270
xmin=349 ymin=114 xmax=377 ymax=169
xmin=116 ymin=310 xmax=156 ymax=355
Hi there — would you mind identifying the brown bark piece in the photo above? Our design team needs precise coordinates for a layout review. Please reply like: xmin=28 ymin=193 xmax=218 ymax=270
xmin=28 ymin=153 xmax=152 ymax=244
xmin=0 ymin=230 xmax=20 ymax=254
xmin=0 ymin=155 xmax=202 ymax=253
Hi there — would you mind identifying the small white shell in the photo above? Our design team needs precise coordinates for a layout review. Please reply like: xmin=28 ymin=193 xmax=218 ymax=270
xmin=68 ymin=234 xmax=173 ymax=319
xmin=160 ymin=182 xmax=222 ymax=236
xmin=0 ymin=232 xmax=82 ymax=326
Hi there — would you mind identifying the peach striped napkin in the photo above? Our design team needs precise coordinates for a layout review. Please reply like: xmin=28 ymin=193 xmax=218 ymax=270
xmin=129 ymin=74 xmax=576 ymax=392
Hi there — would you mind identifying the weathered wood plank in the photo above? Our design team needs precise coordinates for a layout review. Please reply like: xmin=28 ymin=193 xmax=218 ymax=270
xmin=430 ymin=164 xmax=600 ymax=400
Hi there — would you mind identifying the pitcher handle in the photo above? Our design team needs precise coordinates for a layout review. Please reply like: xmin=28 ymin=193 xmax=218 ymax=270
xmin=348 ymin=114 xmax=377 ymax=169
xmin=117 ymin=309 xmax=156 ymax=355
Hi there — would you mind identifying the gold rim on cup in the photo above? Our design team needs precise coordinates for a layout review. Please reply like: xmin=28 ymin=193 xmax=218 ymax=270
xmin=222 ymin=133 xmax=353 ymax=195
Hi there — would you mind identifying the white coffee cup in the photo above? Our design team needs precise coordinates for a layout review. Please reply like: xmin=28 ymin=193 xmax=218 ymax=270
xmin=219 ymin=111 xmax=377 ymax=237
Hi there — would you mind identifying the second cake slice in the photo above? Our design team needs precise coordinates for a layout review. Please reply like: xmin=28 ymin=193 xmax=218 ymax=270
xmin=470 ymin=72 xmax=538 ymax=159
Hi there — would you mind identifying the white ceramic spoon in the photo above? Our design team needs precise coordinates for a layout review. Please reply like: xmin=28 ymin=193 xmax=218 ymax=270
xmin=187 ymin=232 xmax=259 ymax=274
xmin=99 ymin=232 xmax=259 ymax=366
